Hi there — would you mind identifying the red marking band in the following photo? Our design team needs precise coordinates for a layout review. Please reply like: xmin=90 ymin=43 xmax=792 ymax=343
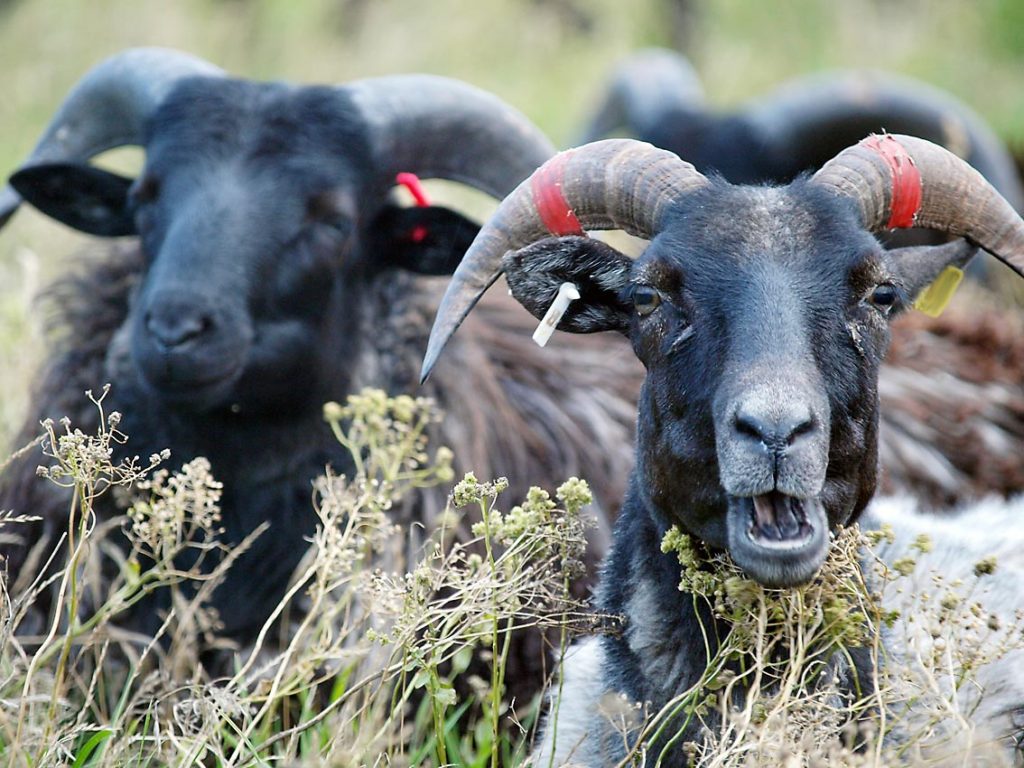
xmin=860 ymin=135 xmax=922 ymax=229
xmin=531 ymin=152 xmax=585 ymax=236
xmin=396 ymin=172 xmax=430 ymax=242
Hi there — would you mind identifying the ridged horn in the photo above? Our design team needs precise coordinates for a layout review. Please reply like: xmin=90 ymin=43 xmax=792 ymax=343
xmin=421 ymin=138 xmax=708 ymax=381
xmin=812 ymin=134 xmax=1024 ymax=279
xmin=347 ymin=75 xmax=555 ymax=201
xmin=0 ymin=48 xmax=223 ymax=229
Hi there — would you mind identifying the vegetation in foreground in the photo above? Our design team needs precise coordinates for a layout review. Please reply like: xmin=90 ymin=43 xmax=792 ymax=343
xmin=1 ymin=389 xmax=594 ymax=767
xmin=1 ymin=389 xmax=1020 ymax=766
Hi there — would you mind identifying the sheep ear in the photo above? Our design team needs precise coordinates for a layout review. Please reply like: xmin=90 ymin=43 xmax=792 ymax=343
xmin=9 ymin=162 xmax=137 ymax=236
xmin=370 ymin=204 xmax=480 ymax=276
xmin=883 ymin=239 xmax=978 ymax=299
xmin=502 ymin=236 xmax=634 ymax=334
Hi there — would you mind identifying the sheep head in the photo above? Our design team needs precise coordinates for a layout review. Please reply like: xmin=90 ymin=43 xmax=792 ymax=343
xmin=2 ymin=48 xmax=554 ymax=415
xmin=423 ymin=136 xmax=1024 ymax=587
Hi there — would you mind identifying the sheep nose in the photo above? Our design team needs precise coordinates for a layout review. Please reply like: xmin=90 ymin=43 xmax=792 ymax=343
xmin=144 ymin=295 xmax=214 ymax=350
xmin=733 ymin=405 xmax=817 ymax=452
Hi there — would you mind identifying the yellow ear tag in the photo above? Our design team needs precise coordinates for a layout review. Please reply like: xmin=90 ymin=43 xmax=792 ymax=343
xmin=913 ymin=265 xmax=964 ymax=318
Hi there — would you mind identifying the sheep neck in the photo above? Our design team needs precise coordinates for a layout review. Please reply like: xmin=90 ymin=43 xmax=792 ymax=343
xmin=596 ymin=492 xmax=730 ymax=763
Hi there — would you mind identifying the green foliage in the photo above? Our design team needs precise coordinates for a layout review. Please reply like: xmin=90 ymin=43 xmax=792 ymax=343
xmin=985 ymin=0 xmax=1024 ymax=59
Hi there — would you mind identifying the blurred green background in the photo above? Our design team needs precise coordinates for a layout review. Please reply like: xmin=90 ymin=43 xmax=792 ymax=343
xmin=0 ymin=0 xmax=1022 ymax=438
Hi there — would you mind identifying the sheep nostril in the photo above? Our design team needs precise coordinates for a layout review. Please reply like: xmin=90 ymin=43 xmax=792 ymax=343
xmin=735 ymin=413 xmax=769 ymax=443
xmin=787 ymin=416 xmax=816 ymax=446
xmin=145 ymin=310 xmax=213 ymax=349
xmin=733 ymin=408 xmax=817 ymax=449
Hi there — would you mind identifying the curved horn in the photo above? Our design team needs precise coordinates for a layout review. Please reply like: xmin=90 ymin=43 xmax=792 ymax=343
xmin=812 ymin=134 xmax=1024 ymax=278
xmin=0 ymin=47 xmax=223 ymax=229
xmin=748 ymin=72 xmax=1024 ymax=209
xmin=579 ymin=48 xmax=705 ymax=144
xmin=421 ymin=138 xmax=708 ymax=380
xmin=347 ymin=75 xmax=556 ymax=201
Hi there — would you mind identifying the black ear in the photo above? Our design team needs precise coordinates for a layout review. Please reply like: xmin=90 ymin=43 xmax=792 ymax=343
xmin=9 ymin=162 xmax=137 ymax=237
xmin=502 ymin=236 xmax=634 ymax=334
xmin=884 ymin=239 xmax=978 ymax=300
xmin=369 ymin=204 xmax=480 ymax=276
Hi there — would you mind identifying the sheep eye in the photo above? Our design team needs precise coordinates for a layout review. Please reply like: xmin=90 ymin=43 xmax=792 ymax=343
xmin=867 ymin=283 xmax=900 ymax=313
xmin=632 ymin=285 xmax=662 ymax=316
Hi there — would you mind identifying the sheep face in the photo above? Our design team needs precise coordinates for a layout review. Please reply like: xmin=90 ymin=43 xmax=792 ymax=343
xmin=9 ymin=78 xmax=479 ymax=415
xmin=503 ymin=181 xmax=973 ymax=587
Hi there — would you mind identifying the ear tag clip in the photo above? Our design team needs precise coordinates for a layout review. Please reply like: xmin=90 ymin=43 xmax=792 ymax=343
xmin=913 ymin=265 xmax=964 ymax=318
xmin=395 ymin=172 xmax=430 ymax=243
xmin=533 ymin=282 xmax=580 ymax=347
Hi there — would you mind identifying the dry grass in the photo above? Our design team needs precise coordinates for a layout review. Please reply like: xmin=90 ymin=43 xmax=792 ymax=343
xmin=567 ymin=523 xmax=1024 ymax=767
xmin=3 ymin=388 xmax=1021 ymax=766
xmin=0 ymin=388 xmax=597 ymax=767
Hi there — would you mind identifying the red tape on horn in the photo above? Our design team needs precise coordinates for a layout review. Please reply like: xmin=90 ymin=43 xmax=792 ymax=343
xmin=531 ymin=152 xmax=585 ymax=236
xmin=860 ymin=135 xmax=922 ymax=229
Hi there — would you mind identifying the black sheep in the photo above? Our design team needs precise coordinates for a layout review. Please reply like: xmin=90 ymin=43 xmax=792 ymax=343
xmin=0 ymin=50 xmax=641 ymax=681
xmin=581 ymin=48 xmax=1024 ymax=205
xmin=423 ymin=136 xmax=1024 ymax=764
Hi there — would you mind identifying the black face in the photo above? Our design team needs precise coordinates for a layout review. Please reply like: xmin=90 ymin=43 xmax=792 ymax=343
xmin=123 ymin=80 xmax=373 ymax=413
xmin=627 ymin=184 xmax=890 ymax=586
xmin=10 ymin=78 xmax=480 ymax=416
xmin=503 ymin=180 xmax=972 ymax=587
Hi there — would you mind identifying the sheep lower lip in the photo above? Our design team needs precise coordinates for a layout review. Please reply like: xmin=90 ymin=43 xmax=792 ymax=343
xmin=726 ymin=495 xmax=829 ymax=586
xmin=748 ymin=491 xmax=814 ymax=548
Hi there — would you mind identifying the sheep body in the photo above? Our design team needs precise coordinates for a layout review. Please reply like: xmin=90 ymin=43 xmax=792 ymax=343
xmin=582 ymin=48 xmax=1024 ymax=208
xmin=2 ymin=242 xmax=640 ymax=704
xmin=868 ymin=493 xmax=1024 ymax=756
xmin=879 ymin=300 xmax=1024 ymax=506
xmin=0 ymin=52 xmax=640 ymax=705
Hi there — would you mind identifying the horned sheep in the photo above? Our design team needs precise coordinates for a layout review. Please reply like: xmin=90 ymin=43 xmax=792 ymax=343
xmin=422 ymin=135 xmax=1024 ymax=764
xmin=0 ymin=49 xmax=640 ymax=695
xmin=581 ymin=48 xmax=1024 ymax=204
xmin=581 ymin=48 xmax=1024 ymax=509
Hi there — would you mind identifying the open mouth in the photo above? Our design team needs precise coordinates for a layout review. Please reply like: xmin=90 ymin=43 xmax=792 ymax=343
xmin=726 ymin=492 xmax=830 ymax=587
xmin=749 ymin=491 xmax=814 ymax=548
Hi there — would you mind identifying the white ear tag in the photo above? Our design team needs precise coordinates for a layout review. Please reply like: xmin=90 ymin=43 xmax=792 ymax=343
xmin=532 ymin=282 xmax=580 ymax=347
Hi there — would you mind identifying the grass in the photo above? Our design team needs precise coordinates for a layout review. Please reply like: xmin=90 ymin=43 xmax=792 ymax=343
xmin=3 ymin=388 xmax=1021 ymax=766
xmin=0 ymin=389 xmax=597 ymax=766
